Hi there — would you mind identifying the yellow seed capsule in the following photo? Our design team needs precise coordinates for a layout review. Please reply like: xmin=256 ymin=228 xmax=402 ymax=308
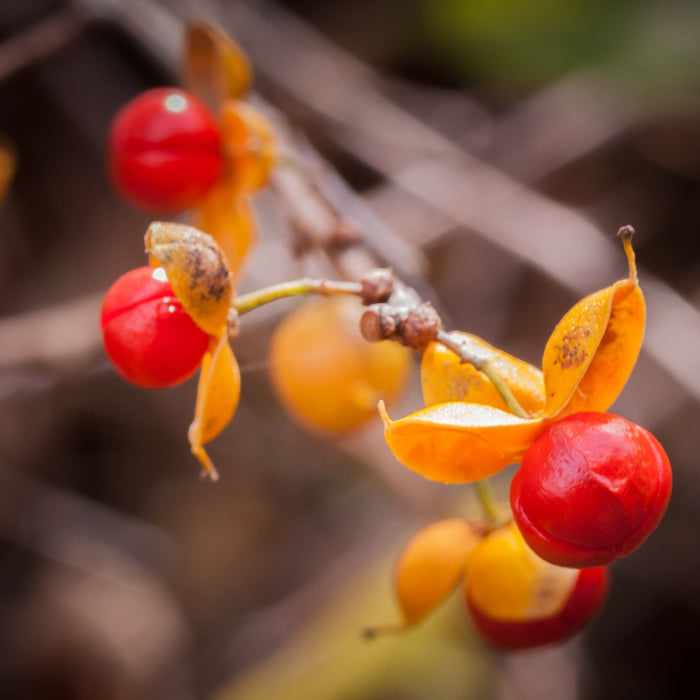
xmin=466 ymin=523 xmax=578 ymax=622
xmin=395 ymin=519 xmax=482 ymax=627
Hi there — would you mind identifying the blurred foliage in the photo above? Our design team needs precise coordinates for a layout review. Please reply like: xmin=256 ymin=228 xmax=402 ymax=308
xmin=421 ymin=0 xmax=700 ymax=96
xmin=216 ymin=554 xmax=492 ymax=700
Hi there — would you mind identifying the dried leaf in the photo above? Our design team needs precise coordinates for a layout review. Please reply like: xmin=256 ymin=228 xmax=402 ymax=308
xmin=465 ymin=523 xmax=578 ymax=621
xmin=421 ymin=332 xmax=544 ymax=415
xmin=145 ymin=221 xmax=233 ymax=336
xmin=220 ymin=99 xmax=277 ymax=197
xmin=542 ymin=243 xmax=644 ymax=419
xmin=182 ymin=21 xmax=252 ymax=108
xmin=188 ymin=335 xmax=241 ymax=480
xmin=395 ymin=519 xmax=481 ymax=628
xmin=379 ymin=401 xmax=543 ymax=483
xmin=193 ymin=188 xmax=257 ymax=276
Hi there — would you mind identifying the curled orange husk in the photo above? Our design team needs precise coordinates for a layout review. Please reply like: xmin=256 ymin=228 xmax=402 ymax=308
xmin=182 ymin=21 xmax=252 ymax=107
xmin=145 ymin=222 xmax=234 ymax=337
xmin=421 ymin=332 xmax=545 ymax=415
xmin=220 ymin=99 xmax=278 ymax=197
xmin=542 ymin=238 xmax=645 ymax=419
xmin=379 ymin=401 xmax=543 ymax=484
xmin=394 ymin=519 xmax=482 ymax=628
xmin=188 ymin=335 xmax=241 ymax=480
xmin=193 ymin=187 xmax=258 ymax=276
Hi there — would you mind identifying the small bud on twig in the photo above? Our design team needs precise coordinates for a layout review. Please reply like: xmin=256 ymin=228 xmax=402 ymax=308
xmin=360 ymin=301 xmax=440 ymax=349
xmin=360 ymin=304 xmax=397 ymax=342
xmin=360 ymin=268 xmax=397 ymax=305
xmin=401 ymin=303 xmax=441 ymax=348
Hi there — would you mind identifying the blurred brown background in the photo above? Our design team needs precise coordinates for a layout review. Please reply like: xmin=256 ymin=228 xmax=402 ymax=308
xmin=1 ymin=1 xmax=700 ymax=698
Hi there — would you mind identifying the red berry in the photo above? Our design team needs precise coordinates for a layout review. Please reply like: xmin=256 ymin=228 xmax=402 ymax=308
xmin=101 ymin=266 xmax=210 ymax=388
xmin=108 ymin=88 xmax=223 ymax=212
xmin=510 ymin=412 xmax=672 ymax=568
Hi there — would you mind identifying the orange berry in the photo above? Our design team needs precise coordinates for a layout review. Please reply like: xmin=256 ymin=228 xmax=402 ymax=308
xmin=269 ymin=297 xmax=411 ymax=433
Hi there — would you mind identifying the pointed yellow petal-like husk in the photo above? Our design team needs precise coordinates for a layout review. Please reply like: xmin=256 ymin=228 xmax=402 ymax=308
xmin=542 ymin=280 xmax=645 ymax=419
xmin=188 ymin=336 xmax=241 ymax=480
xmin=395 ymin=519 xmax=482 ymax=628
xmin=421 ymin=332 xmax=544 ymax=415
xmin=193 ymin=188 xmax=257 ymax=277
xmin=145 ymin=222 xmax=233 ymax=336
xmin=379 ymin=401 xmax=543 ymax=484
xmin=182 ymin=21 xmax=252 ymax=107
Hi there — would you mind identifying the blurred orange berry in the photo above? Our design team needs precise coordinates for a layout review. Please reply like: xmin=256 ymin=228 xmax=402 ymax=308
xmin=269 ymin=297 xmax=411 ymax=433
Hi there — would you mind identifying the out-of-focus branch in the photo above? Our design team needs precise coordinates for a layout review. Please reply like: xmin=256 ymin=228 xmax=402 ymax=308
xmin=0 ymin=7 xmax=88 ymax=81
xmin=0 ymin=293 xmax=102 ymax=370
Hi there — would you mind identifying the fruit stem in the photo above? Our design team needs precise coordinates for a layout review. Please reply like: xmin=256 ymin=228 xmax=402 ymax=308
xmin=233 ymin=278 xmax=363 ymax=315
xmin=618 ymin=225 xmax=638 ymax=284
xmin=473 ymin=479 xmax=500 ymax=526
xmin=435 ymin=330 xmax=529 ymax=419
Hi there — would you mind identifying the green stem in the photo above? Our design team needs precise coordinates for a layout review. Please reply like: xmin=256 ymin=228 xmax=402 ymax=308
xmin=473 ymin=480 xmax=500 ymax=526
xmin=478 ymin=361 xmax=529 ymax=419
xmin=233 ymin=278 xmax=363 ymax=315
xmin=434 ymin=330 xmax=529 ymax=419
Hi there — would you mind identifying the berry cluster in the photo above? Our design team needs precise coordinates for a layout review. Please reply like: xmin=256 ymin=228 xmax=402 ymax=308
xmin=100 ymin=22 xmax=671 ymax=653
xmin=373 ymin=227 xmax=671 ymax=649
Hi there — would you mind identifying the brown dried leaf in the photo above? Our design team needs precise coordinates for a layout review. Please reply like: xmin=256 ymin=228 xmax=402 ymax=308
xmin=145 ymin=222 xmax=233 ymax=336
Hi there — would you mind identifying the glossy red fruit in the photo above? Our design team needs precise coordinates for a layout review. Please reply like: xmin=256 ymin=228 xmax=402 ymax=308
xmin=108 ymin=88 xmax=223 ymax=212
xmin=464 ymin=523 xmax=609 ymax=651
xmin=101 ymin=266 xmax=210 ymax=388
xmin=511 ymin=412 xmax=672 ymax=568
